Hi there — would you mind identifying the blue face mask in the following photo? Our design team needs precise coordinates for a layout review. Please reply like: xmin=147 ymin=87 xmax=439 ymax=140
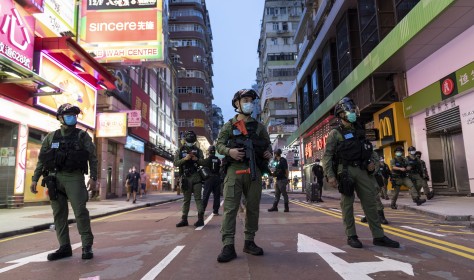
xmin=63 ymin=115 xmax=77 ymax=126
xmin=395 ymin=152 xmax=403 ymax=157
xmin=241 ymin=102 xmax=254 ymax=115
xmin=346 ymin=112 xmax=357 ymax=123
xmin=186 ymin=142 xmax=194 ymax=147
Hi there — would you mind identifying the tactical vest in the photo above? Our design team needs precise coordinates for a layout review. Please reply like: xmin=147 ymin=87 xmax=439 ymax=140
xmin=334 ymin=126 xmax=373 ymax=164
xmin=407 ymin=156 xmax=421 ymax=174
xmin=179 ymin=145 xmax=199 ymax=176
xmin=39 ymin=128 xmax=89 ymax=173
xmin=225 ymin=120 xmax=267 ymax=163
xmin=209 ymin=156 xmax=220 ymax=174
xmin=391 ymin=157 xmax=407 ymax=177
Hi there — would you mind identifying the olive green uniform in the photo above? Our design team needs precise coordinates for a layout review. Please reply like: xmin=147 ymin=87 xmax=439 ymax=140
xmin=407 ymin=155 xmax=430 ymax=198
xmin=173 ymin=146 xmax=206 ymax=217
xmin=322 ymin=124 xmax=384 ymax=239
xmin=390 ymin=156 xmax=418 ymax=206
xmin=32 ymin=126 xmax=97 ymax=247
xmin=216 ymin=116 xmax=271 ymax=246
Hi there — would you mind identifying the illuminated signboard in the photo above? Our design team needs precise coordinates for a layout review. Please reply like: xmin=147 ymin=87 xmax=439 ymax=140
xmin=36 ymin=53 xmax=97 ymax=128
xmin=79 ymin=1 xmax=163 ymax=63
xmin=125 ymin=135 xmax=145 ymax=154
xmin=0 ymin=1 xmax=35 ymax=70
xmin=33 ymin=0 xmax=77 ymax=37
xmin=96 ymin=112 xmax=127 ymax=137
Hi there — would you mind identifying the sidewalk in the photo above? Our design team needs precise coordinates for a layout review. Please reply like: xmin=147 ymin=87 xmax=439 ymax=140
xmin=0 ymin=191 xmax=183 ymax=239
xmin=289 ymin=188 xmax=474 ymax=225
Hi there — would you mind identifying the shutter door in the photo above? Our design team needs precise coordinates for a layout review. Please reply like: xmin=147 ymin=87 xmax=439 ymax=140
xmin=425 ymin=106 xmax=461 ymax=135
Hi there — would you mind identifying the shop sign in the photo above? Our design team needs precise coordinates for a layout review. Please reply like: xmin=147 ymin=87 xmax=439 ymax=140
xmin=126 ymin=110 xmax=141 ymax=127
xmin=404 ymin=60 xmax=474 ymax=117
xmin=194 ymin=118 xmax=204 ymax=127
xmin=129 ymin=81 xmax=150 ymax=141
xmin=303 ymin=117 xmax=332 ymax=164
xmin=15 ymin=0 xmax=44 ymax=13
xmin=378 ymin=108 xmax=395 ymax=145
xmin=33 ymin=0 xmax=76 ymax=37
xmin=86 ymin=0 xmax=157 ymax=10
xmin=36 ymin=53 xmax=97 ymax=128
xmin=79 ymin=1 xmax=163 ymax=63
xmin=125 ymin=135 xmax=144 ymax=154
xmin=110 ymin=68 xmax=132 ymax=106
xmin=0 ymin=1 xmax=35 ymax=70
xmin=96 ymin=112 xmax=127 ymax=137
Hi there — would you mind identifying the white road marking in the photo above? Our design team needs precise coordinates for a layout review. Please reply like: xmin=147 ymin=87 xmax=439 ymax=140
xmin=401 ymin=226 xmax=446 ymax=237
xmin=330 ymin=208 xmax=342 ymax=212
xmin=141 ymin=246 xmax=185 ymax=280
xmin=1 ymin=243 xmax=81 ymax=274
xmin=297 ymin=233 xmax=414 ymax=280
xmin=195 ymin=199 xmax=223 ymax=230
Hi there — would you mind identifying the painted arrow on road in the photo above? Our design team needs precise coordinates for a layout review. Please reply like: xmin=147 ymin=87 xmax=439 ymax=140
xmin=0 ymin=243 xmax=82 ymax=274
xmin=297 ymin=234 xmax=414 ymax=280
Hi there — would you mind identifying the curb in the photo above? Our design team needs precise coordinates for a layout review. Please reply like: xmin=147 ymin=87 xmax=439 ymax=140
xmin=0 ymin=198 xmax=183 ymax=240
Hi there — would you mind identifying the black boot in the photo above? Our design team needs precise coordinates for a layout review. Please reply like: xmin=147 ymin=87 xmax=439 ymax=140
xmin=267 ymin=202 xmax=278 ymax=212
xmin=414 ymin=197 xmax=427 ymax=206
xmin=378 ymin=210 xmax=389 ymax=224
xmin=194 ymin=213 xmax=204 ymax=227
xmin=347 ymin=235 xmax=363 ymax=248
xmin=373 ymin=236 xmax=400 ymax=248
xmin=284 ymin=203 xmax=289 ymax=212
xmin=47 ymin=244 xmax=72 ymax=261
xmin=243 ymin=240 xmax=264 ymax=255
xmin=427 ymin=191 xmax=434 ymax=200
xmin=217 ymin=244 xmax=237 ymax=263
xmin=360 ymin=216 xmax=367 ymax=223
xmin=82 ymin=245 xmax=93 ymax=259
xmin=176 ymin=216 xmax=188 ymax=227
xmin=390 ymin=203 xmax=398 ymax=210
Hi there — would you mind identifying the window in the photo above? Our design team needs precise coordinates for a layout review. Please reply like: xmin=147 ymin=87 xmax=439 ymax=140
xmin=271 ymin=38 xmax=278 ymax=45
xmin=272 ymin=22 xmax=279 ymax=30
xmin=283 ymin=37 xmax=290 ymax=45
xmin=282 ymin=22 xmax=288 ymax=31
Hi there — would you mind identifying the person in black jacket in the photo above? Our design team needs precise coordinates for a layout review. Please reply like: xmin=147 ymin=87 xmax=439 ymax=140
xmin=268 ymin=149 xmax=289 ymax=212
xmin=311 ymin=159 xmax=324 ymax=202
xmin=202 ymin=146 xmax=222 ymax=215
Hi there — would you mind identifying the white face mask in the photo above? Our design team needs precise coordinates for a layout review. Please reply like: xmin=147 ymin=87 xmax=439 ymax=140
xmin=186 ymin=142 xmax=194 ymax=147
xmin=410 ymin=151 xmax=416 ymax=155
xmin=241 ymin=102 xmax=254 ymax=115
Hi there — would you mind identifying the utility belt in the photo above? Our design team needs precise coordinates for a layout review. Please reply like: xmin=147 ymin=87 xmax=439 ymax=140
xmin=340 ymin=159 xmax=366 ymax=169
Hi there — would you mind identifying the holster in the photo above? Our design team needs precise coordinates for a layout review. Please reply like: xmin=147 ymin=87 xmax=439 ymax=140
xmin=41 ymin=175 xmax=58 ymax=201
xmin=337 ymin=166 xmax=355 ymax=197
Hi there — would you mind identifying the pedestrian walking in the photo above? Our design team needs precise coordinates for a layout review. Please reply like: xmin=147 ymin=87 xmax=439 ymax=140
xmin=321 ymin=97 xmax=399 ymax=249
xmin=311 ymin=159 xmax=324 ymax=202
xmin=215 ymin=89 xmax=272 ymax=262
xmin=174 ymin=130 xmax=206 ymax=228
xmin=30 ymin=103 xmax=97 ymax=260
xmin=292 ymin=175 xmax=299 ymax=190
xmin=268 ymin=149 xmax=289 ymax=212
xmin=415 ymin=151 xmax=434 ymax=199
xmin=202 ymin=146 xmax=222 ymax=215
xmin=390 ymin=146 xmax=426 ymax=209
xmin=125 ymin=166 xmax=140 ymax=203
xmin=140 ymin=169 xmax=148 ymax=197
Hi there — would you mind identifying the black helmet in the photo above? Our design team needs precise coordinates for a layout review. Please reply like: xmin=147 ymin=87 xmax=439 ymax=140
xmin=395 ymin=146 xmax=404 ymax=152
xmin=56 ymin=103 xmax=81 ymax=118
xmin=334 ymin=97 xmax=359 ymax=117
xmin=275 ymin=148 xmax=282 ymax=156
xmin=184 ymin=131 xmax=197 ymax=143
xmin=415 ymin=151 xmax=422 ymax=157
xmin=208 ymin=145 xmax=216 ymax=153
xmin=408 ymin=146 xmax=416 ymax=152
xmin=232 ymin=89 xmax=258 ymax=109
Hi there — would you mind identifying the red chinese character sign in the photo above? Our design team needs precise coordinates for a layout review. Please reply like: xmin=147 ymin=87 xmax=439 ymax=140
xmin=129 ymin=81 xmax=149 ymax=141
xmin=0 ymin=1 xmax=35 ymax=70
xmin=302 ymin=116 xmax=334 ymax=165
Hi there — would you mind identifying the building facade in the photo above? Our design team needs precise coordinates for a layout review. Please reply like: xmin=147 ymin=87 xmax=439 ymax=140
xmin=289 ymin=0 xmax=474 ymax=195
xmin=169 ymin=0 xmax=214 ymax=150
xmin=211 ymin=104 xmax=224 ymax=143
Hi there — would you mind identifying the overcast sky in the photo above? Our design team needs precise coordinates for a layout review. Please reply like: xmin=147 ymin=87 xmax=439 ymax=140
xmin=205 ymin=0 xmax=265 ymax=121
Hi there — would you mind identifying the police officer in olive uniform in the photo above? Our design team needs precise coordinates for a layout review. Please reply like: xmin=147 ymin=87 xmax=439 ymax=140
xmin=202 ymin=145 xmax=222 ymax=215
xmin=216 ymin=89 xmax=273 ymax=262
xmin=30 ymin=103 xmax=98 ymax=261
xmin=322 ymin=97 xmax=399 ymax=249
xmin=415 ymin=151 xmax=434 ymax=200
xmin=390 ymin=146 xmax=426 ymax=209
xmin=407 ymin=146 xmax=434 ymax=200
xmin=174 ymin=130 xmax=206 ymax=227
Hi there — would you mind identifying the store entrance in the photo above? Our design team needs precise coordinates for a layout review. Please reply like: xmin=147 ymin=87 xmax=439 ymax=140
xmin=427 ymin=131 xmax=470 ymax=195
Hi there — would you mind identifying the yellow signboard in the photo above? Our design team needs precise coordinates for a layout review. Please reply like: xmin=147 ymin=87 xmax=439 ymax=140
xmin=194 ymin=118 xmax=204 ymax=127
xmin=96 ymin=113 xmax=127 ymax=137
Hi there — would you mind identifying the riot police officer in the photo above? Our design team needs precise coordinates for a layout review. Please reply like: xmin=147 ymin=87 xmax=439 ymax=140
xmin=30 ymin=103 xmax=98 ymax=260
xmin=322 ymin=97 xmax=399 ymax=249
xmin=215 ymin=89 xmax=273 ymax=262
xmin=268 ymin=148 xmax=289 ymax=212
xmin=390 ymin=146 xmax=426 ymax=209
xmin=407 ymin=146 xmax=433 ymax=200
xmin=174 ymin=130 xmax=206 ymax=227
xmin=202 ymin=145 xmax=222 ymax=215
xmin=415 ymin=151 xmax=434 ymax=199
